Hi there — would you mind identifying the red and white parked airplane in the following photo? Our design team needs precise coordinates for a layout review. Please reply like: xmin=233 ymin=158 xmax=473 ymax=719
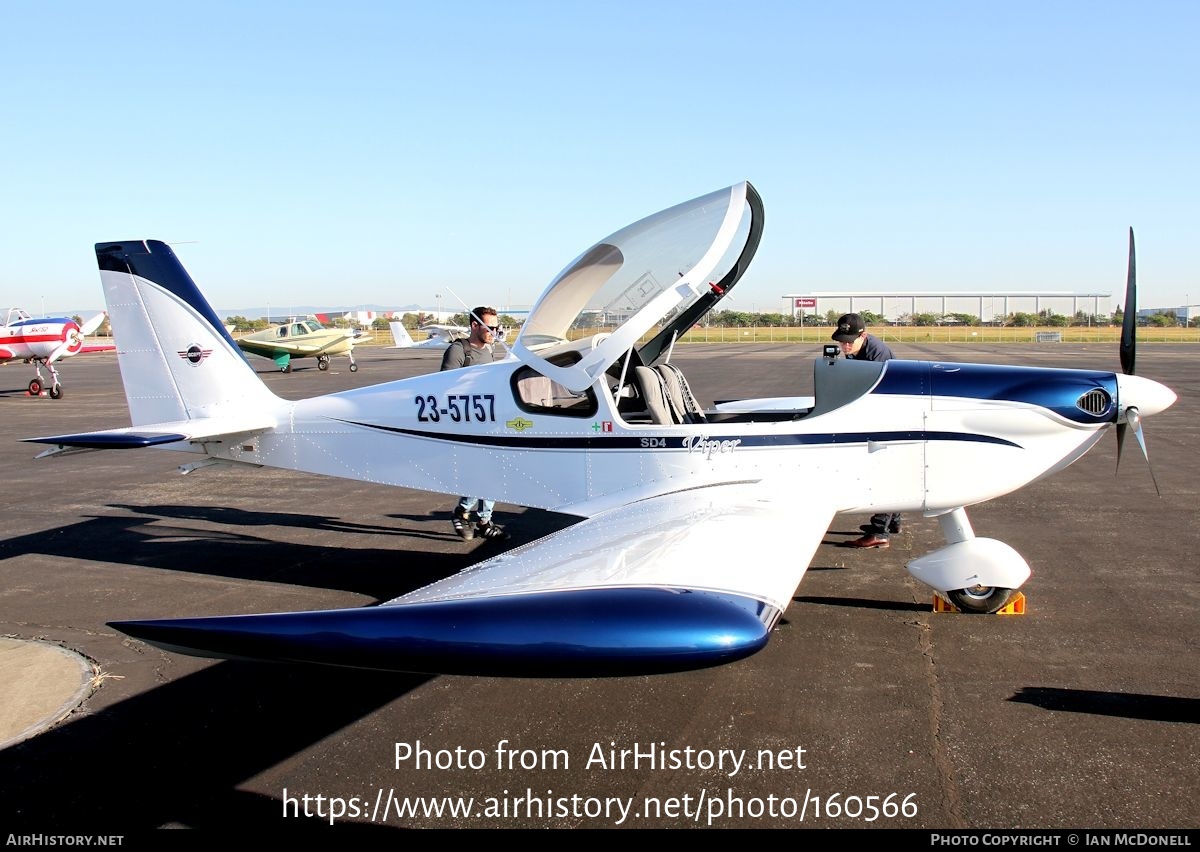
xmin=1 ymin=308 xmax=113 ymax=398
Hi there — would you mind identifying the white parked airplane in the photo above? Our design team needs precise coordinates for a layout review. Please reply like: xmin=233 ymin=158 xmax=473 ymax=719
xmin=26 ymin=183 xmax=1175 ymax=676
xmin=389 ymin=320 xmax=511 ymax=351
xmin=388 ymin=321 xmax=467 ymax=350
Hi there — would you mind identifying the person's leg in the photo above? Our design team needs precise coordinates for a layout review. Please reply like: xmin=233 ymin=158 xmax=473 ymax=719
xmin=848 ymin=513 xmax=890 ymax=548
xmin=475 ymin=499 xmax=509 ymax=540
xmin=452 ymin=497 xmax=477 ymax=540
xmin=860 ymin=513 xmax=889 ymax=534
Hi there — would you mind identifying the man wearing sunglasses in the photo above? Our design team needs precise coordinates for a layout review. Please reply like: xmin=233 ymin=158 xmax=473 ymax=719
xmin=441 ymin=306 xmax=510 ymax=541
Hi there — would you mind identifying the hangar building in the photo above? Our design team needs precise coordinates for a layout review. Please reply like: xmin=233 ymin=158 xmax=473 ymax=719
xmin=784 ymin=291 xmax=1112 ymax=323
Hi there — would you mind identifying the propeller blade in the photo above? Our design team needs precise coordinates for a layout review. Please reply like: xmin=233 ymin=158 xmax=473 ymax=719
xmin=80 ymin=312 xmax=106 ymax=336
xmin=45 ymin=338 xmax=74 ymax=364
xmin=1119 ymin=228 xmax=1136 ymax=376
xmin=1115 ymin=228 xmax=1137 ymax=476
xmin=1127 ymin=407 xmax=1162 ymax=496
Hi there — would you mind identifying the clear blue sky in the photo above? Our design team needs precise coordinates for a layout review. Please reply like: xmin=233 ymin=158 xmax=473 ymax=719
xmin=3 ymin=0 xmax=1196 ymax=316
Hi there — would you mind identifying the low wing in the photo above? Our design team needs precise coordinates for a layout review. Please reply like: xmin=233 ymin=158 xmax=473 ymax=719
xmin=24 ymin=414 xmax=275 ymax=457
xmin=238 ymin=335 xmax=351 ymax=358
xmin=235 ymin=337 xmax=284 ymax=359
xmin=111 ymin=483 xmax=835 ymax=676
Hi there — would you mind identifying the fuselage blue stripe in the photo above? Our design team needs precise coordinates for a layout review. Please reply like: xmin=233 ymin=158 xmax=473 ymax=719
xmin=11 ymin=317 xmax=72 ymax=327
xmin=333 ymin=420 xmax=1021 ymax=450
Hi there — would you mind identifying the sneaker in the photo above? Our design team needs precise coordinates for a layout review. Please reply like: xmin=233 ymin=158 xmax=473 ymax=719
xmin=475 ymin=520 xmax=510 ymax=541
xmin=452 ymin=506 xmax=474 ymax=541
xmin=844 ymin=534 xmax=890 ymax=549
xmin=887 ymin=518 xmax=902 ymax=535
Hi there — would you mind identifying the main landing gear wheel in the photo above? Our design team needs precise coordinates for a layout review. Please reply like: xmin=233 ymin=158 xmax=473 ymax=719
xmin=28 ymin=378 xmax=42 ymax=395
xmin=280 ymin=364 xmax=292 ymax=373
xmin=946 ymin=585 xmax=1015 ymax=614
xmin=49 ymin=384 xmax=63 ymax=399
xmin=349 ymin=362 xmax=358 ymax=372
xmin=317 ymin=356 xmax=330 ymax=371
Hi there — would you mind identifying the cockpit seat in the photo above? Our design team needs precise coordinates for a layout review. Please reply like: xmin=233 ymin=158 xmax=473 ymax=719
xmin=631 ymin=366 xmax=674 ymax=425
xmin=654 ymin=363 xmax=707 ymax=424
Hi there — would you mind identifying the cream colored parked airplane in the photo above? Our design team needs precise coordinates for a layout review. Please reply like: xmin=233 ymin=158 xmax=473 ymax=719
xmin=236 ymin=318 xmax=360 ymax=372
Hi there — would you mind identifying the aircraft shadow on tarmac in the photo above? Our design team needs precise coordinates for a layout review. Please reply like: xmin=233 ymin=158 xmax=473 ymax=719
xmin=0 ymin=657 xmax=422 ymax=829
xmin=1008 ymin=687 xmax=1200 ymax=724
xmin=792 ymin=594 xmax=931 ymax=614
xmin=0 ymin=504 xmax=579 ymax=828
xmin=0 ymin=504 xmax=563 ymax=602
xmin=111 ymin=503 xmax=422 ymax=537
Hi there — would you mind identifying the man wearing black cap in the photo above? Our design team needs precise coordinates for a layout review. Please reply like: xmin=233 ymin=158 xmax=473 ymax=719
xmin=832 ymin=313 xmax=901 ymax=549
xmin=832 ymin=311 xmax=894 ymax=364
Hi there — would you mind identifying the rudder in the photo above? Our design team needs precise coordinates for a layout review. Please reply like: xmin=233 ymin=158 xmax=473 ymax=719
xmin=389 ymin=320 xmax=415 ymax=348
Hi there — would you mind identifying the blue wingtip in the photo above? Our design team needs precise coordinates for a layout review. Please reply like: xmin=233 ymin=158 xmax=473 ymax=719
xmin=111 ymin=589 xmax=779 ymax=677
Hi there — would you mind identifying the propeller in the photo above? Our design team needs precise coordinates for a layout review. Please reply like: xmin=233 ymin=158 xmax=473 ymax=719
xmin=1114 ymin=227 xmax=1162 ymax=495
xmin=80 ymin=312 xmax=106 ymax=336
xmin=45 ymin=313 xmax=108 ymax=364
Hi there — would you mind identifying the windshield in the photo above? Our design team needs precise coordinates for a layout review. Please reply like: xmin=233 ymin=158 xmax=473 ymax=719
xmin=514 ymin=182 xmax=761 ymax=392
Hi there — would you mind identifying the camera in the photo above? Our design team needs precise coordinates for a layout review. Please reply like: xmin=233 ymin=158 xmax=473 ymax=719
xmin=822 ymin=343 xmax=840 ymax=361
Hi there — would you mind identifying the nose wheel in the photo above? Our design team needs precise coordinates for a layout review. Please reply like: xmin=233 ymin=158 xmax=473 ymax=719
xmin=317 ymin=355 xmax=330 ymax=371
xmin=906 ymin=508 xmax=1031 ymax=614
xmin=945 ymin=585 xmax=1015 ymax=614
xmin=27 ymin=361 xmax=64 ymax=399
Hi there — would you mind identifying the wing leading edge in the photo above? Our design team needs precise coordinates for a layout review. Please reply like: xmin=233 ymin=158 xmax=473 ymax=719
xmin=113 ymin=483 xmax=834 ymax=676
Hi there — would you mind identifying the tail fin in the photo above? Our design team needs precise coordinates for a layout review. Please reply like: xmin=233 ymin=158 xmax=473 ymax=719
xmin=96 ymin=241 xmax=279 ymax=425
xmin=389 ymin=320 xmax=416 ymax=348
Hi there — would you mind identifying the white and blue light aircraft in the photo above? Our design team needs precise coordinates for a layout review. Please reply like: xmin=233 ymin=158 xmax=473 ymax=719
xmin=26 ymin=183 xmax=1175 ymax=676
xmin=387 ymin=320 xmax=462 ymax=349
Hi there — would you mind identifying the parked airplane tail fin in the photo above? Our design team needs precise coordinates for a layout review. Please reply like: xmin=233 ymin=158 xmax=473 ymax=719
xmin=388 ymin=320 xmax=415 ymax=348
xmin=95 ymin=241 xmax=280 ymax=426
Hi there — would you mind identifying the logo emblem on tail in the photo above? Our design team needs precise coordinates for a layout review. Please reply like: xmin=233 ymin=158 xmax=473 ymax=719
xmin=178 ymin=344 xmax=212 ymax=365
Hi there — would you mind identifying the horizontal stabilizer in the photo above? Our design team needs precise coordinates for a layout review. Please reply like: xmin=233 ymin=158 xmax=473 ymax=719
xmin=26 ymin=414 xmax=275 ymax=457
xmin=112 ymin=588 xmax=774 ymax=676
xmin=28 ymin=432 xmax=187 ymax=451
